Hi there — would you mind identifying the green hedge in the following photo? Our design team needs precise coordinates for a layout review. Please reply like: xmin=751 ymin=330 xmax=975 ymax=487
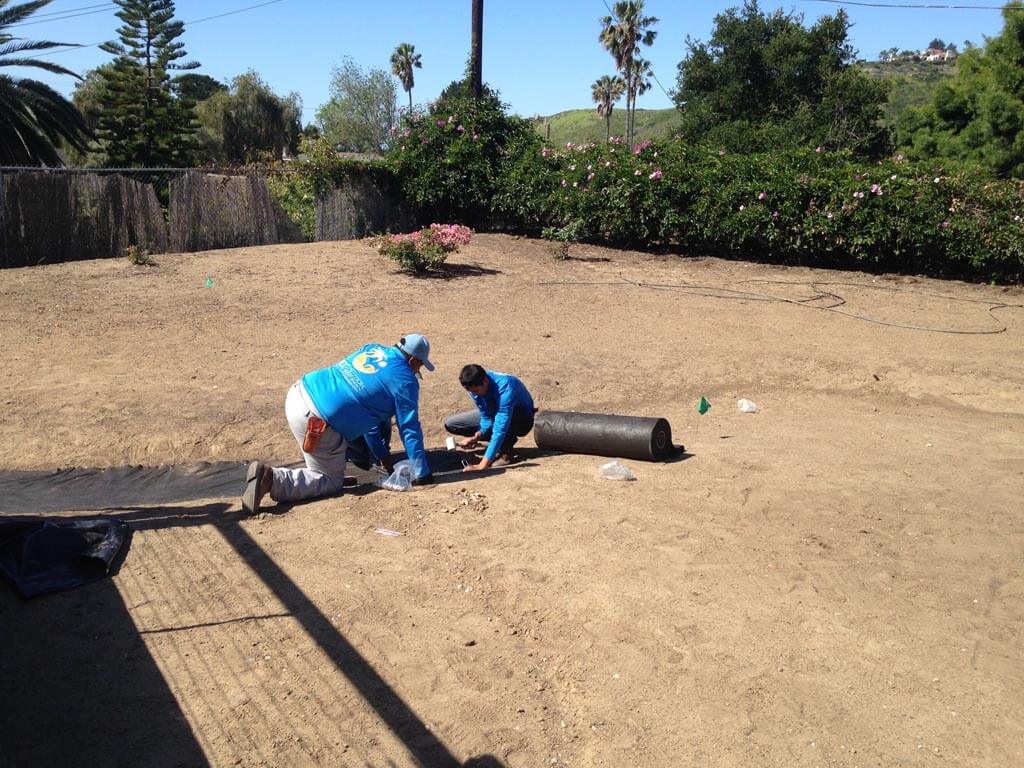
xmin=510 ymin=140 xmax=1024 ymax=282
xmin=271 ymin=118 xmax=1024 ymax=282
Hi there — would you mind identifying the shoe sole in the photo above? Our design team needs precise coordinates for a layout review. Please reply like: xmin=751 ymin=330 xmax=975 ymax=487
xmin=242 ymin=461 xmax=264 ymax=514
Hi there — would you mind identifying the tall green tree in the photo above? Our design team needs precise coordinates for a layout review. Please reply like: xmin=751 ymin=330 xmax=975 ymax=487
xmin=172 ymin=73 xmax=225 ymax=103
xmin=674 ymin=0 xmax=888 ymax=156
xmin=599 ymin=0 xmax=658 ymax=145
xmin=390 ymin=42 xmax=421 ymax=112
xmin=897 ymin=2 xmax=1024 ymax=177
xmin=97 ymin=0 xmax=199 ymax=166
xmin=316 ymin=57 xmax=397 ymax=153
xmin=193 ymin=71 xmax=301 ymax=164
xmin=0 ymin=0 xmax=90 ymax=165
xmin=592 ymin=74 xmax=625 ymax=140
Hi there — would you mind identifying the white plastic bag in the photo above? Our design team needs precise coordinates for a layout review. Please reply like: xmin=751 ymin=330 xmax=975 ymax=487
xmin=377 ymin=460 xmax=414 ymax=492
xmin=737 ymin=398 xmax=759 ymax=413
xmin=599 ymin=460 xmax=636 ymax=481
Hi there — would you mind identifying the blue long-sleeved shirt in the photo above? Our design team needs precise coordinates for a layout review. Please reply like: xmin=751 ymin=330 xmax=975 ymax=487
xmin=470 ymin=371 xmax=535 ymax=461
xmin=302 ymin=344 xmax=430 ymax=477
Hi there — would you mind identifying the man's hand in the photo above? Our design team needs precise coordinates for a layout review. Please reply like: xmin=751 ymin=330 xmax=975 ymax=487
xmin=458 ymin=432 xmax=482 ymax=449
xmin=462 ymin=457 xmax=493 ymax=473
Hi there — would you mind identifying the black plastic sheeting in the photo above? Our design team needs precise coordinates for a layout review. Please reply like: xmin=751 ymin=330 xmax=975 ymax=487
xmin=0 ymin=462 xmax=251 ymax=515
xmin=534 ymin=410 xmax=681 ymax=462
xmin=0 ymin=518 xmax=130 ymax=597
xmin=0 ymin=451 xmax=469 ymax=516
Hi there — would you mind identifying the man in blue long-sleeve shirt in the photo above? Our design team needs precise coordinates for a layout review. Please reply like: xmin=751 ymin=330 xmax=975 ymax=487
xmin=242 ymin=334 xmax=435 ymax=513
xmin=445 ymin=364 xmax=536 ymax=473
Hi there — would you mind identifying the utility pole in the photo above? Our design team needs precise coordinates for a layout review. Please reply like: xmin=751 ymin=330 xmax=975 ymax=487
xmin=471 ymin=0 xmax=483 ymax=99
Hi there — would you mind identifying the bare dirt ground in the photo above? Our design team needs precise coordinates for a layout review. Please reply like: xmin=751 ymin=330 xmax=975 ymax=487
xmin=1 ymin=235 xmax=1022 ymax=768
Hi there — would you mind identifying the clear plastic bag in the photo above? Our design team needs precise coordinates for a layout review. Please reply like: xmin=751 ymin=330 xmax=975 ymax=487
xmin=737 ymin=398 xmax=759 ymax=413
xmin=377 ymin=460 xmax=414 ymax=492
xmin=599 ymin=460 xmax=636 ymax=481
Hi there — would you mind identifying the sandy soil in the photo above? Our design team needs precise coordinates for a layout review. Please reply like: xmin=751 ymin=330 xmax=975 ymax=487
xmin=1 ymin=235 xmax=1022 ymax=768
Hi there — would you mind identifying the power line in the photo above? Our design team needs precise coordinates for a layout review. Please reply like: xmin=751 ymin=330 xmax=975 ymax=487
xmin=800 ymin=0 xmax=1023 ymax=9
xmin=9 ymin=2 xmax=112 ymax=21
xmin=33 ymin=0 xmax=287 ymax=58
xmin=8 ymin=5 xmax=116 ymax=29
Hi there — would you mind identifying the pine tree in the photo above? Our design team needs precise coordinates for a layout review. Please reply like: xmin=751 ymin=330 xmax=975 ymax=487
xmin=97 ymin=0 xmax=198 ymax=166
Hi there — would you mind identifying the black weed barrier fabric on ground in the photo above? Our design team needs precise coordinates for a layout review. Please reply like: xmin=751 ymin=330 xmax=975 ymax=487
xmin=0 ymin=518 xmax=129 ymax=597
xmin=0 ymin=462 xmax=250 ymax=515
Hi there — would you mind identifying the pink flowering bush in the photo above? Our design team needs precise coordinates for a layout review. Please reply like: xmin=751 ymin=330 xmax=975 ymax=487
xmin=372 ymin=224 xmax=473 ymax=274
xmin=522 ymin=140 xmax=1023 ymax=280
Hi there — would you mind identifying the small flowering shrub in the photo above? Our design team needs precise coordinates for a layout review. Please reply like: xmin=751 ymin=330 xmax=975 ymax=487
xmin=372 ymin=223 xmax=472 ymax=274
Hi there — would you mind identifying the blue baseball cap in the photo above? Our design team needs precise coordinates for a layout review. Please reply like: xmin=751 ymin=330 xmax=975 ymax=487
xmin=398 ymin=333 xmax=434 ymax=371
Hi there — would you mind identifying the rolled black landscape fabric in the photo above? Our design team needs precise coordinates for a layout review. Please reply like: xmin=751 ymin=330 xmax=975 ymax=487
xmin=533 ymin=410 xmax=679 ymax=462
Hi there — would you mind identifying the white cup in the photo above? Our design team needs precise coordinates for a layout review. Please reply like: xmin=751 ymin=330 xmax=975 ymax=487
xmin=445 ymin=436 xmax=456 ymax=451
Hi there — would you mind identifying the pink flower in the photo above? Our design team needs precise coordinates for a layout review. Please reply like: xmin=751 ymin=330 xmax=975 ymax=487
xmin=587 ymin=172 xmax=595 ymax=181
xmin=649 ymin=169 xmax=662 ymax=180
xmin=541 ymin=148 xmax=551 ymax=157
xmin=569 ymin=164 xmax=576 ymax=171
xmin=634 ymin=169 xmax=642 ymax=176
xmin=718 ymin=149 xmax=726 ymax=156
xmin=587 ymin=164 xmax=592 ymax=171
xmin=457 ymin=124 xmax=465 ymax=132
xmin=895 ymin=153 xmax=905 ymax=161
xmin=437 ymin=120 xmax=446 ymax=127
xmin=940 ymin=220 xmax=950 ymax=229
xmin=448 ymin=115 xmax=454 ymax=124
xmin=561 ymin=179 xmax=567 ymax=187
xmin=890 ymin=174 xmax=897 ymax=180
xmin=815 ymin=146 xmax=824 ymax=152
xmin=472 ymin=134 xmax=479 ymax=140
xmin=758 ymin=192 xmax=766 ymax=200
xmin=604 ymin=161 xmax=611 ymax=167
xmin=739 ymin=205 xmax=745 ymax=211
xmin=771 ymin=210 xmax=779 ymax=218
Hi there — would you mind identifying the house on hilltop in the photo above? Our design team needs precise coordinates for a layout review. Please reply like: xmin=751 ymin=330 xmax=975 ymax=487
xmin=921 ymin=47 xmax=957 ymax=62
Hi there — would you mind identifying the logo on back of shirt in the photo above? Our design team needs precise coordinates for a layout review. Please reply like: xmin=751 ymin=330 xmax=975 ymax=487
xmin=352 ymin=348 xmax=389 ymax=374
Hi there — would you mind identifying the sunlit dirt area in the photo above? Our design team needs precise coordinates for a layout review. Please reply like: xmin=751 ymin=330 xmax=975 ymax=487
xmin=1 ymin=235 xmax=1022 ymax=767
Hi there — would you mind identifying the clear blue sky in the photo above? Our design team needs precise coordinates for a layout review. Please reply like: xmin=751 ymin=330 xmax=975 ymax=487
xmin=14 ymin=0 xmax=1014 ymax=124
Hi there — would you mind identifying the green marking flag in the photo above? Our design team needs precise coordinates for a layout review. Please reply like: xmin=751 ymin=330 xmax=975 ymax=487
xmin=204 ymin=277 xmax=215 ymax=288
xmin=697 ymin=396 xmax=711 ymax=415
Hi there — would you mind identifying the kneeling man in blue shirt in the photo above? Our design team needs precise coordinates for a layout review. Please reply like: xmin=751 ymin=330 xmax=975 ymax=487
xmin=446 ymin=364 xmax=536 ymax=473
xmin=243 ymin=334 xmax=435 ymax=513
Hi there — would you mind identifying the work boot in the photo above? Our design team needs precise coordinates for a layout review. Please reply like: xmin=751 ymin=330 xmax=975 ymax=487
xmin=242 ymin=461 xmax=273 ymax=514
xmin=493 ymin=452 xmax=520 ymax=467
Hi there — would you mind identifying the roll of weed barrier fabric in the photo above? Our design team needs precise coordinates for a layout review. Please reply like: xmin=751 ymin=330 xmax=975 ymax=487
xmin=534 ymin=410 xmax=679 ymax=462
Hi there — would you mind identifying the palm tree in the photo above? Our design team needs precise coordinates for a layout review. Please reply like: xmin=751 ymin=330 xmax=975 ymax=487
xmin=625 ymin=57 xmax=653 ymax=139
xmin=390 ymin=42 xmax=422 ymax=112
xmin=592 ymin=74 xmax=625 ymax=141
xmin=599 ymin=0 xmax=657 ymax=145
xmin=0 ymin=0 xmax=90 ymax=165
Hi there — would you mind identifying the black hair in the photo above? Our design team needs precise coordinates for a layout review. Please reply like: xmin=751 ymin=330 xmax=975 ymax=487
xmin=459 ymin=364 xmax=487 ymax=388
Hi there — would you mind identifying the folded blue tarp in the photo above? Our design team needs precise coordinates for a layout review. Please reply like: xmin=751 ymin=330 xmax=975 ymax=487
xmin=0 ymin=518 xmax=129 ymax=598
